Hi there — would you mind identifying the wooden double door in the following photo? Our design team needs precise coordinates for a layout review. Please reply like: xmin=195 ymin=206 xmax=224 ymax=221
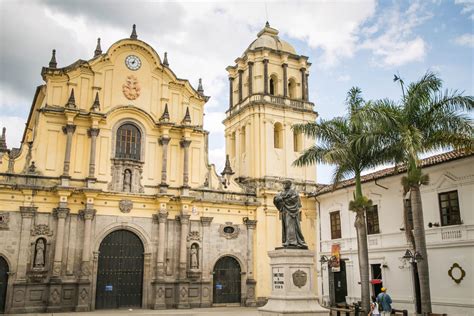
xmin=213 ymin=256 xmax=241 ymax=304
xmin=95 ymin=230 xmax=144 ymax=309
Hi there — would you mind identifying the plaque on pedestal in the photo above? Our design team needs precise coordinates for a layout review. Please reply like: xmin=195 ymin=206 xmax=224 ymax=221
xmin=259 ymin=248 xmax=329 ymax=316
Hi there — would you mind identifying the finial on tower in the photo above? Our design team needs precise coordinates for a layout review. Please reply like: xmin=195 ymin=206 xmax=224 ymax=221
xmin=265 ymin=21 xmax=270 ymax=27
xmin=130 ymin=24 xmax=138 ymax=39
xmin=182 ymin=107 xmax=191 ymax=125
xmin=94 ymin=38 xmax=102 ymax=57
xmin=163 ymin=52 xmax=169 ymax=67
xmin=160 ymin=103 xmax=170 ymax=122
xmin=91 ymin=92 xmax=100 ymax=111
xmin=197 ymin=78 xmax=204 ymax=95
xmin=66 ymin=89 xmax=76 ymax=108
xmin=0 ymin=127 xmax=7 ymax=153
xmin=49 ymin=49 xmax=57 ymax=68
xmin=221 ymin=155 xmax=234 ymax=176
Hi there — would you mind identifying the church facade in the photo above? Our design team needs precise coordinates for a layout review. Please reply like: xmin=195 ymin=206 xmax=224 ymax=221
xmin=0 ymin=24 xmax=318 ymax=313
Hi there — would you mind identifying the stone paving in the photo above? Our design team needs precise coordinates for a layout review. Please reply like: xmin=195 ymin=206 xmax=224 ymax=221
xmin=8 ymin=307 xmax=260 ymax=316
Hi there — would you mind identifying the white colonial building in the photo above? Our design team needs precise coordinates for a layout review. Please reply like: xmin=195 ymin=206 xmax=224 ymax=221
xmin=315 ymin=151 xmax=474 ymax=315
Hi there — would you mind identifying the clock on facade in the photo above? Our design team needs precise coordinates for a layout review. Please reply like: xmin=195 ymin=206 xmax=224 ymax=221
xmin=125 ymin=55 xmax=141 ymax=70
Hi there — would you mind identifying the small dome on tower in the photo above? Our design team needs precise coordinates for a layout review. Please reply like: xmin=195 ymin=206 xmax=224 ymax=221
xmin=246 ymin=22 xmax=296 ymax=55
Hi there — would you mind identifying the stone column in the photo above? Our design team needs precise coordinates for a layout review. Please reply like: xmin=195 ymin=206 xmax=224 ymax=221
xmin=180 ymin=139 xmax=191 ymax=190
xmin=244 ymin=219 xmax=257 ymax=306
xmin=17 ymin=206 xmax=37 ymax=280
xmin=177 ymin=214 xmax=191 ymax=309
xmin=87 ymin=128 xmax=99 ymax=179
xmin=156 ymin=210 xmax=168 ymax=279
xmin=263 ymin=59 xmax=269 ymax=95
xmin=282 ymin=63 xmax=288 ymax=98
xmin=248 ymin=62 xmax=254 ymax=96
xmin=159 ymin=136 xmax=170 ymax=193
xmin=305 ymin=73 xmax=310 ymax=100
xmin=200 ymin=216 xmax=213 ymax=308
xmin=238 ymin=69 xmax=243 ymax=102
xmin=79 ymin=208 xmax=96 ymax=278
xmin=62 ymin=124 xmax=76 ymax=177
xmin=300 ymin=68 xmax=306 ymax=101
xmin=52 ymin=207 xmax=69 ymax=277
xmin=229 ymin=77 xmax=234 ymax=109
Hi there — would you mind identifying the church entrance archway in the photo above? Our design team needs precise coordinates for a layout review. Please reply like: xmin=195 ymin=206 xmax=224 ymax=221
xmin=0 ymin=256 xmax=9 ymax=313
xmin=95 ymin=230 xmax=144 ymax=309
xmin=213 ymin=256 xmax=241 ymax=304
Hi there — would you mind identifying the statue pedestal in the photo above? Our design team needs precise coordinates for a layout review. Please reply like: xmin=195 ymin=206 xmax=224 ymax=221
xmin=259 ymin=248 xmax=328 ymax=316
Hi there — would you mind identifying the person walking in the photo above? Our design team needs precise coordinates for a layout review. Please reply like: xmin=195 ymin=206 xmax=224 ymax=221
xmin=369 ymin=295 xmax=380 ymax=316
xmin=376 ymin=288 xmax=392 ymax=315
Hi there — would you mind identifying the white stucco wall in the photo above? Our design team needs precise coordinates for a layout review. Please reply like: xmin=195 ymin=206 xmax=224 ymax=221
xmin=316 ymin=155 xmax=474 ymax=314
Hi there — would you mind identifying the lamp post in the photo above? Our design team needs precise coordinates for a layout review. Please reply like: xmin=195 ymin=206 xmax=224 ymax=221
xmin=402 ymin=249 xmax=423 ymax=314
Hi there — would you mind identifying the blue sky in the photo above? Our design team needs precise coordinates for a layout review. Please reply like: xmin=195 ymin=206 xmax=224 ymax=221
xmin=0 ymin=0 xmax=472 ymax=184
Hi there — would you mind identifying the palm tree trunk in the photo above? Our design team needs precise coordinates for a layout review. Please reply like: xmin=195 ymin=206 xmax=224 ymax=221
xmin=354 ymin=172 xmax=370 ymax=313
xmin=410 ymin=184 xmax=432 ymax=313
xmin=354 ymin=210 xmax=370 ymax=313
xmin=403 ymin=187 xmax=415 ymax=249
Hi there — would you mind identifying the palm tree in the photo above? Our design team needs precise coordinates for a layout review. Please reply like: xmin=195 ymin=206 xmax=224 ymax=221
xmin=371 ymin=72 xmax=473 ymax=313
xmin=293 ymin=87 xmax=387 ymax=313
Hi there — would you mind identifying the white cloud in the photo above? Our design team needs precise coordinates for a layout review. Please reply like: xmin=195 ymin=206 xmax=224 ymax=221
xmin=359 ymin=1 xmax=431 ymax=67
xmin=204 ymin=112 xmax=225 ymax=134
xmin=454 ymin=33 xmax=474 ymax=47
xmin=455 ymin=0 xmax=474 ymax=19
xmin=0 ymin=116 xmax=25 ymax=149
xmin=208 ymin=147 xmax=226 ymax=172
xmin=336 ymin=74 xmax=351 ymax=82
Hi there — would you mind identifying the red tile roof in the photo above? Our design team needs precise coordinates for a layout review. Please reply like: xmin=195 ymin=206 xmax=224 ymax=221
xmin=316 ymin=150 xmax=473 ymax=195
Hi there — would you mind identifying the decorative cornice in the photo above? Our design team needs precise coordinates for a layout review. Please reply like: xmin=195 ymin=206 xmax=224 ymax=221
xmin=79 ymin=208 xmax=96 ymax=221
xmin=87 ymin=127 xmax=100 ymax=138
xmin=200 ymin=216 xmax=213 ymax=226
xmin=20 ymin=206 xmax=37 ymax=218
xmin=62 ymin=124 xmax=76 ymax=134
xmin=158 ymin=135 xmax=170 ymax=146
xmin=180 ymin=138 xmax=191 ymax=148
xmin=243 ymin=218 xmax=257 ymax=229
xmin=53 ymin=207 xmax=70 ymax=219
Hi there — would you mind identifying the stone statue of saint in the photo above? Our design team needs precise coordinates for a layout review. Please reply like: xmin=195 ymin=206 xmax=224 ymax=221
xmin=190 ymin=244 xmax=199 ymax=269
xmin=273 ymin=180 xmax=308 ymax=249
xmin=34 ymin=238 xmax=46 ymax=268
xmin=123 ymin=169 xmax=132 ymax=192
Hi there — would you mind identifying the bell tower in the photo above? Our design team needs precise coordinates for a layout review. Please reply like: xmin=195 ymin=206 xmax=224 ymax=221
xmin=223 ymin=22 xmax=317 ymax=183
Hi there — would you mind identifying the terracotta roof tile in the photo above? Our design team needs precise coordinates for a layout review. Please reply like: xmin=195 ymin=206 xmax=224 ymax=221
xmin=316 ymin=150 xmax=473 ymax=195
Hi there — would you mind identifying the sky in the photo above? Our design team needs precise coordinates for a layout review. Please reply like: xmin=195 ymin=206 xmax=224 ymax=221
xmin=0 ymin=0 xmax=473 ymax=184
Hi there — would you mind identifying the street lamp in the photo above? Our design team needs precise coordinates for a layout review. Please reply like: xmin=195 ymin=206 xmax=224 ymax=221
xmin=402 ymin=249 xmax=423 ymax=262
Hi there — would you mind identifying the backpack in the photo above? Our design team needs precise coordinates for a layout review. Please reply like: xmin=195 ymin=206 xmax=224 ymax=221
xmin=378 ymin=294 xmax=384 ymax=312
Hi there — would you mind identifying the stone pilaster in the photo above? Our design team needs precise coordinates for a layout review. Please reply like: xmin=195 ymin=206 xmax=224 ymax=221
xmin=177 ymin=214 xmax=191 ymax=309
xmin=158 ymin=136 xmax=170 ymax=193
xmin=248 ymin=61 xmax=254 ymax=96
xmin=180 ymin=139 xmax=191 ymax=194
xmin=282 ymin=63 xmax=288 ymax=98
xmin=156 ymin=210 xmax=168 ymax=279
xmin=263 ymin=59 xmax=269 ymax=95
xmin=300 ymin=68 xmax=306 ymax=101
xmin=52 ymin=207 xmax=69 ymax=277
xmin=238 ymin=69 xmax=243 ymax=102
xmin=244 ymin=218 xmax=257 ymax=306
xmin=200 ymin=217 xmax=213 ymax=281
xmin=16 ymin=206 xmax=37 ymax=280
xmin=79 ymin=208 xmax=96 ymax=278
xmin=87 ymin=128 xmax=100 ymax=179
xmin=62 ymin=124 xmax=76 ymax=178
xmin=305 ymin=73 xmax=309 ymax=100
xmin=229 ymin=77 xmax=234 ymax=109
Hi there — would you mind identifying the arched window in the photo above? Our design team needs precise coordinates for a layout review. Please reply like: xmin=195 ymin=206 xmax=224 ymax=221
xmin=293 ymin=130 xmax=303 ymax=152
xmin=116 ymin=123 xmax=141 ymax=160
xmin=274 ymin=122 xmax=283 ymax=149
xmin=241 ymin=126 xmax=246 ymax=154
xmin=288 ymin=78 xmax=297 ymax=99
xmin=230 ymin=131 xmax=236 ymax=158
xmin=269 ymin=75 xmax=278 ymax=96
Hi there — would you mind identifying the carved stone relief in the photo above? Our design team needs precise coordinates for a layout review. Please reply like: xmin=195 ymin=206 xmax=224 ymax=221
xmin=31 ymin=224 xmax=53 ymax=236
xmin=122 ymin=75 xmax=141 ymax=100
xmin=119 ymin=200 xmax=133 ymax=213
xmin=219 ymin=222 xmax=240 ymax=239
xmin=187 ymin=231 xmax=201 ymax=242
xmin=0 ymin=212 xmax=9 ymax=230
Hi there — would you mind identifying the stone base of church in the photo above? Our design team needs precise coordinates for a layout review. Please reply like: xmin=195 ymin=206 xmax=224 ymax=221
xmin=258 ymin=248 xmax=328 ymax=316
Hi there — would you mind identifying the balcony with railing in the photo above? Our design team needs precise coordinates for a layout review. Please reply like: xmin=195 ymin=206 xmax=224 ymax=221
xmin=227 ymin=93 xmax=315 ymax=116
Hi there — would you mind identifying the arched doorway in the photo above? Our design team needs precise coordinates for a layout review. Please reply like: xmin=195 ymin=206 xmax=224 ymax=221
xmin=213 ymin=256 xmax=241 ymax=304
xmin=0 ymin=256 xmax=9 ymax=313
xmin=95 ymin=230 xmax=144 ymax=309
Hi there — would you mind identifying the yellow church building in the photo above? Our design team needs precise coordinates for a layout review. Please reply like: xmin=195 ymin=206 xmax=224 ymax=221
xmin=0 ymin=23 xmax=318 ymax=313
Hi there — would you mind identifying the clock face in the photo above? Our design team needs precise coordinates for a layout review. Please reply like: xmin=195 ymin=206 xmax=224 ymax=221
xmin=125 ymin=55 xmax=141 ymax=70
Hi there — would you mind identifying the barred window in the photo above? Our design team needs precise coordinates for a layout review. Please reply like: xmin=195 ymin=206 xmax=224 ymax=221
xmin=366 ymin=205 xmax=380 ymax=235
xmin=439 ymin=190 xmax=461 ymax=226
xmin=330 ymin=211 xmax=341 ymax=239
xmin=116 ymin=124 xmax=141 ymax=160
